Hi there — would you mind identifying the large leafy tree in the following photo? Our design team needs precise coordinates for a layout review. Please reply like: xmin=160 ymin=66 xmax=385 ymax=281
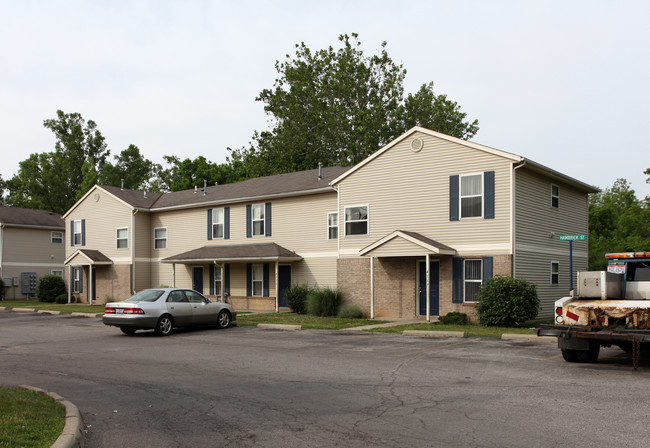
xmin=230 ymin=33 xmax=479 ymax=178
xmin=157 ymin=156 xmax=243 ymax=192
xmin=100 ymin=145 xmax=161 ymax=191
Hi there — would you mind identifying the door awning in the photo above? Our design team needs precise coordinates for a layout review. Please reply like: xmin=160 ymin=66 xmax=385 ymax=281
xmin=65 ymin=249 xmax=113 ymax=266
xmin=161 ymin=243 xmax=303 ymax=264
xmin=360 ymin=230 xmax=456 ymax=257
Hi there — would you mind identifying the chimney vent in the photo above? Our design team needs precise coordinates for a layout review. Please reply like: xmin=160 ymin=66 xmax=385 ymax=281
xmin=318 ymin=162 xmax=322 ymax=180
xmin=203 ymin=180 xmax=207 ymax=196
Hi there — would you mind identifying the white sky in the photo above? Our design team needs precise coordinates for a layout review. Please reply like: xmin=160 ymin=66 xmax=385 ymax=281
xmin=1 ymin=0 xmax=649 ymax=197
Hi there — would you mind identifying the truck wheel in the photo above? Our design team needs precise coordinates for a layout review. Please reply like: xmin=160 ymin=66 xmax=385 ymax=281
xmin=561 ymin=348 xmax=579 ymax=362
xmin=561 ymin=341 xmax=600 ymax=363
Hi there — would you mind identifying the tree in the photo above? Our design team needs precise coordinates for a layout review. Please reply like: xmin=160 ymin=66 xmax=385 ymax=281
xmin=100 ymin=145 xmax=161 ymax=191
xmin=157 ymin=156 xmax=241 ymax=192
xmin=230 ymin=33 xmax=478 ymax=178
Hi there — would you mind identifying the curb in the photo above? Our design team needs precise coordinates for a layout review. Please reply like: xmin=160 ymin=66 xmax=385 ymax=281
xmin=18 ymin=385 xmax=85 ymax=448
xmin=38 ymin=310 xmax=63 ymax=315
xmin=501 ymin=333 xmax=556 ymax=343
xmin=70 ymin=312 xmax=103 ymax=318
xmin=403 ymin=330 xmax=466 ymax=338
xmin=11 ymin=307 xmax=37 ymax=312
xmin=257 ymin=323 xmax=303 ymax=331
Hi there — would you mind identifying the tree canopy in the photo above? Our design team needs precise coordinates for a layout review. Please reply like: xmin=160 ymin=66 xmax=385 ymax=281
xmin=229 ymin=33 xmax=479 ymax=178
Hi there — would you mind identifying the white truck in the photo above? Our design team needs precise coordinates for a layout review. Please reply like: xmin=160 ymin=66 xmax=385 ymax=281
xmin=537 ymin=252 xmax=650 ymax=367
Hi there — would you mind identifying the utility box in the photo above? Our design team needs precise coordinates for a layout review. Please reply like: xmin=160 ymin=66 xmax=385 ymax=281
xmin=576 ymin=271 xmax=622 ymax=299
xmin=20 ymin=272 xmax=37 ymax=295
xmin=2 ymin=278 xmax=11 ymax=288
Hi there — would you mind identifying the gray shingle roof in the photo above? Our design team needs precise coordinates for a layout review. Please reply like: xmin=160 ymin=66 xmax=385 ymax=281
xmin=162 ymin=243 xmax=303 ymax=263
xmin=0 ymin=207 xmax=64 ymax=228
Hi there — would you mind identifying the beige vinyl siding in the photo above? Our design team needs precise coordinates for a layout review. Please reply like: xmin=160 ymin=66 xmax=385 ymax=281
xmin=134 ymin=212 xmax=151 ymax=291
xmin=337 ymin=132 xmax=513 ymax=256
xmin=292 ymin=258 xmax=338 ymax=287
xmin=514 ymin=168 xmax=590 ymax=317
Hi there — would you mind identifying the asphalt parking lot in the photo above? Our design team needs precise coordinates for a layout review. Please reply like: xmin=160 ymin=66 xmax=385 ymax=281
xmin=1 ymin=309 xmax=648 ymax=447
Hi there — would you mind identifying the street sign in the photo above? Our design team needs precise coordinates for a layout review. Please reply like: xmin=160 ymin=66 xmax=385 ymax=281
xmin=558 ymin=234 xmax=586 ymax=241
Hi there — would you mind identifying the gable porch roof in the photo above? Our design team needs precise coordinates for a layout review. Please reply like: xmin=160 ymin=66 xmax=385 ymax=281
xmin=65 ymin=249 xmax=113 ymax=266
xmin=360 ymin=230 xmax=456 ymax=257
xmin=161 ymin=243 xmax=303 ymax=264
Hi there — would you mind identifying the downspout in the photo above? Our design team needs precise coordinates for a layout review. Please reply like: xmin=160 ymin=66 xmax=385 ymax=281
xmin=512 ymin=161 xmax=527 ymax=278
xmin=370 ymin=257 xmax=374 ymax=319
xmin=131 ymin=209 xmax=138 ymax=294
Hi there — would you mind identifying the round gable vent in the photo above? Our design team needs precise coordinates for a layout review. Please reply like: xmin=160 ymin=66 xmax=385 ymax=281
xmin=411 ymin=137 xmax=423 ymax=152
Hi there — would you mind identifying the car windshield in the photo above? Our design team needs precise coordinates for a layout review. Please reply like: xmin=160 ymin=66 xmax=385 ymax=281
xmin=125 ymin=290 xmax=165 ymax=303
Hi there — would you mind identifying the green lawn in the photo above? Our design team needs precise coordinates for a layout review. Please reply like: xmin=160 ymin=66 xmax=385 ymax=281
xmin=0 ymin=300 xmax=105 ymax=314
xmin=0 ymin=387 xmax=65 ymax=448
xmin=237 ymin=312 xmax=388 ymax=330
xmin=368 ymin=322 xmax=537 ymax=338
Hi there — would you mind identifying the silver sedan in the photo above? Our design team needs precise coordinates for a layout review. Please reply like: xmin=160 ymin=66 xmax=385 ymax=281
xmin=102 ymin=288 xmax=236 ymax=336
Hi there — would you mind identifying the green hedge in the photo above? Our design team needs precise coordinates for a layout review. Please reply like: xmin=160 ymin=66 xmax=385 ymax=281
xmin=476 ymin=275 xmax=539 ymax=327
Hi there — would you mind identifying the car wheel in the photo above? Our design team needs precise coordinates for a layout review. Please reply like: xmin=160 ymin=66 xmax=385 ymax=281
xmin=216 ymin=310 xmax=231 ymax=329
xmin=120 ymin=328 xmax=137 ymax=335
xmin=155 ymin=315 xmax=174 ymax=336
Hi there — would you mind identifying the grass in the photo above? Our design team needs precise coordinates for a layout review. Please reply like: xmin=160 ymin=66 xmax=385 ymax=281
xmin=368 ymin=322 xmax=537 ymax=338
xmin=0 ymin=300 xmax=105 ymax=314
xmin=0 ymin=387 xmax=65 ymax=448
xmin=237 ymin=312 xmax=388 ymax=330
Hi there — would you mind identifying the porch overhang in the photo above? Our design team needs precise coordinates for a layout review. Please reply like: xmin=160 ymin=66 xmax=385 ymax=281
xmin=161 ymin=243 xmax=303 ymax=264
xmin=360 ymin=230 xmax=456 ymax=257
xmin=65 ymin=249 xmax=113 ymax=266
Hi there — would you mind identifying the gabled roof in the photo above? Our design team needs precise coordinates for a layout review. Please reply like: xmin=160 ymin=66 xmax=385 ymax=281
xmin=161 ymin=243 xmax=303 ymax=263
xmin=360 ymin=230 xmax=456 ymax=257
xmin=0 ymin=206 xmax=64 ymax=229
xmin=100 ymin=185 xmax=164 ymax=209
xmin=65 ymin=249 xmax=113 ymax=265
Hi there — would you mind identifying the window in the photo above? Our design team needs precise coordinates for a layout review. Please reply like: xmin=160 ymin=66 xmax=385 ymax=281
xmin=251 ymin=264 xmax=263 ymax=296
xmin=214 ymin=269 xmax=222 ymax=297
xmin=328 ymin=212 xmax=338 ymax=240
xmin=51 ymin=232 xmax=63 ymax=244
xmin=212 ymin=208 xmax=224 ymax=239
xmin=460 ymin=174 xmax=483 ymax=218
xmin=73 ymin=268 xmax=81 ymax=293
xmin=154 ymin=227 xmax=167 ymax=249
xmin=551 ymin=262 xmax=559 ymax=285
xmin=52 ymin=270 xmax=63 ymax=277
xmin=551 ymin=185 xmax=560 ymax=208
xmin=73 ymin=220 xmax=83 ymax=245
xmin=464 ymin=259 xmax=482 ymax=302
xmin=345 ymin=206 xmax=368 ymax=236
xmin=116 ymin=228 xmax=128 ymax=249
xmin=252 ymin=204 xmax=265 ymax=236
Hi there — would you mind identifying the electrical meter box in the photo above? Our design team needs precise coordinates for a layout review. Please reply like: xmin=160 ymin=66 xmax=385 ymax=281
xmin=21 ymin=272 xmax=37 ymax=295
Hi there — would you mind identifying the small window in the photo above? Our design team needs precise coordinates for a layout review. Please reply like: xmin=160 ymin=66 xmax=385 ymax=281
xmin=52 ymin=270 xmax=63 ymax=277
xmin=212 ymin=208 xmax=224 ymax=239
xmin=464 ymin=259 xmax=482 ymax=302
xmin=154 ymin=227 xmax=167 ymax=249
xmin=116 ymin=228 xmax=128 ymax=249
xmin=252 ymin=204 xmax=265 ymax=236
xmin=328 ymin=212 xmax=338 ymax=240
xmin=551 ymin=185 xmax=560 ymax=208
xmin=51 ymin=231 xmax=63 ymax=244
xmin=460 ymin=174 xmax=483 ymax=218
xmin=345 ymin=206 xmax=368 ymax=236
xmin=214 ymin=269 xmax=222 ymax=297
xmin=73 ymin=268 xmax=81 ymax=293
xmin=251 ymin=264 xmax=263 ymax=296
xmin=73 ymin=220 xmax=83 ymax=245
xmin=551 ymin=261 xmax=559 ymax=285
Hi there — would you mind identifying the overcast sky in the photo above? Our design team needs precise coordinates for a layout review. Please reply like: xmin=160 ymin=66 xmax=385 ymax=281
xmin=1 ymin=0 xmax=648 ymax=198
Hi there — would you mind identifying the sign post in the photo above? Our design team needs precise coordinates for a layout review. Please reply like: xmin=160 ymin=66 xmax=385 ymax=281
xmin=558 ymin=234 xmax=587 ymax=291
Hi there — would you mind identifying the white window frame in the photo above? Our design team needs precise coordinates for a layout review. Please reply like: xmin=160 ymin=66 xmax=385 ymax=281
xmin=344 ymin=205 xmax=369 ymax=236
xmin=116 ymin=227 xmax=129 ymax=249
xmin=214 ymin=268 xmax=222 ymax=298
xmin=73 ymin=220 xmax=83 ymax=245
xmin=212 ymin=208 xmax=225 ymax=239
xmin=51 ymin=231 xmax=63 ymax=244
xmin=73 ymin=268 xmax=81 ymax=293
xmin=252 ymin=203 xmax=265 ymax=237
xmin=551 ymin=261 xmax=560 ymax=285
xmin=460 ymin=173 xmax=484 ymax=219
xmin=51 ymin=270 xmax=63 ymax=277
xmin=154 ymin=227 xmax=167 ymax=250
xmin=551 ymin=184 xmax=560 ymax=209
xmin=251 ymin=264 xmax=263 ymax=296
xmin=463 ymin=259 xmax=483 ymax=303
xmin=327 ymin=212 xmax=338 ymax=240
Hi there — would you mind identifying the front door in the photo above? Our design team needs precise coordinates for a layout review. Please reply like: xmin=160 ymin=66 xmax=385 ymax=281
xmin=192 ymin=267 xmax=204 ymax=294
xmin=418 ymin=261 xmax=440 ymax=316
xmin=278 ymin=265 xmax=292 ymax=307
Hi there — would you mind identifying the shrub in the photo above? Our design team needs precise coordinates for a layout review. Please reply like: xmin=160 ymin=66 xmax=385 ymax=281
xmin=476 ymin=275 xmax=539 ymax=327
xmin=285 ymin=284 xmax=312 ymax=314
xmin=36 ymin=275 xmax=66 ymax=303
xmin=438 ymin=312 xmax=468 ymax=325
xmin=0 ymin=277 xmax=4 ymax=299
xmin=55 ymin=294 xmax=68 ymax=304
xmin=338 ymin=304 xmax=364 ymax=319
xmin=307 ymin=287 xmax=343 ymax=317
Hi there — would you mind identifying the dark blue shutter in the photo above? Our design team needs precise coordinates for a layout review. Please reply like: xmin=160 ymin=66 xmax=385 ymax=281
xmin=263 ymin=263 xmax=269 ymax=297
xmin=69 ymin=267 xmax=74 ymax=293
xmin=207 ymin=209 xmax=213 ymax=240
xmin=484 ymin=171 xmax=495 ymax=219
xmin=265 ymin=202 xmax=272 ymax=236
xmin=224 ymin=207 xmax=230 ymax=239
xmin=224 ymin=264 xmax=230 ymax=296
xmin=78 ymin=267 xmax=83 ymax=293
xmin=246 ymin=205 xmax=252 ymax=238
xmin=482 ymin=257 xmax=493 ymax=282
xmin=81 ymin=219 xmax=86 ymax=246
xmin=70 ymin=221 xmax=75 ymax=246
xmin=452 ymin=257 xmax=463 ymax=303
xmin=209 ymin=264 xmax=215 ymax=295
xmin=450 ymin=175 xmax=459 ymax=221
xmin=246 ymin=263 xmax=252 ymax=296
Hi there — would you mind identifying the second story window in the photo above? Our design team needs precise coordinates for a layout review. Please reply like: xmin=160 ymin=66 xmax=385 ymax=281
xmin=252 ymin=204 xmax=265 ymax=236
xmin=460 ymin=174 xmax=483 ymax=218
xmin=345 ymin=206 xmax=368 ymax=236
xmin=154 ymin=227 xmax=167 ymax=249
xmin=116 ymin=228 xmax=128 ymax=249
xmin=212 ymin=208 xmax=224 ymax=239
xmin=73 ymin=220 xmax=83 ymax=245
xmin=328 ymin=212 xmax=338 ymax=240
xmin=51 ymin=231 xmax=63 ymax=244
xmin=551 ymin=185 xmax=560 ymax=208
